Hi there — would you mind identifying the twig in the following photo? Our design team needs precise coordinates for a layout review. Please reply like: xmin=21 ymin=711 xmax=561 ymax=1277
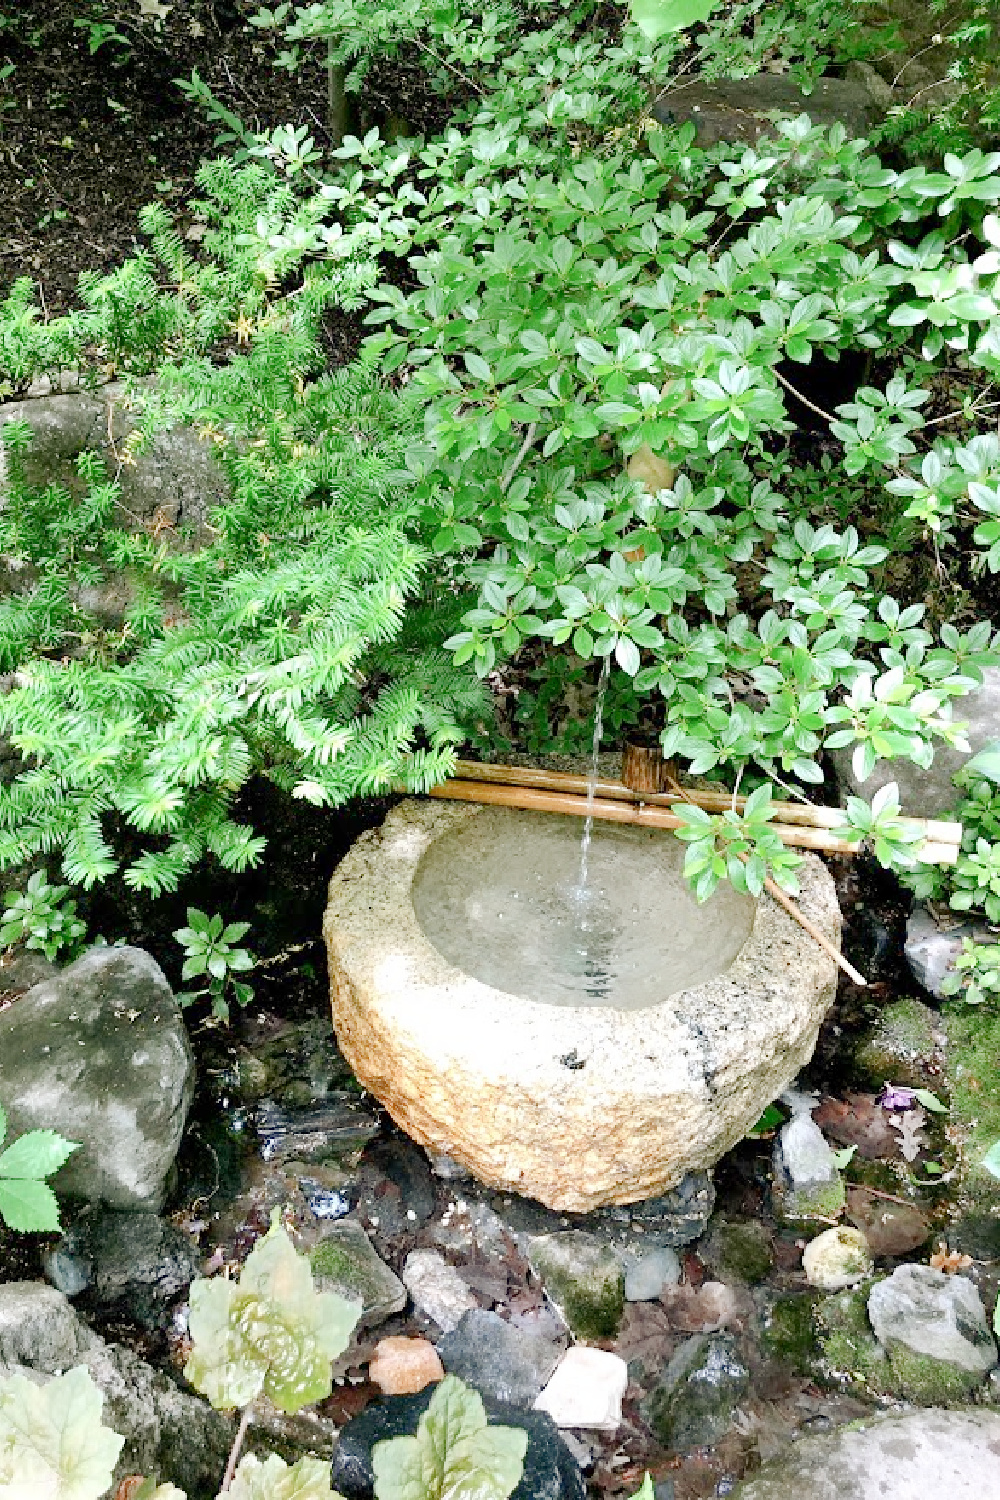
xmin=773 ymin=367 xmax=837 ymax=426
xmin=412 ymin=37 xmax=483 ymax=94
xmin=500 ymin=423 xmax=537 ymax=493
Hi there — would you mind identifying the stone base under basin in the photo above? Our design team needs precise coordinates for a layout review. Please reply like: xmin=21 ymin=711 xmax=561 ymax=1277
xmin=323 ymin=800 xmax=841 ymax=1212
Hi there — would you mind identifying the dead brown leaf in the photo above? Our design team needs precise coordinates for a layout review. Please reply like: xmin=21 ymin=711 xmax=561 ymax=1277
xmin=814 ymin=1094 xmax=901 ymax=1159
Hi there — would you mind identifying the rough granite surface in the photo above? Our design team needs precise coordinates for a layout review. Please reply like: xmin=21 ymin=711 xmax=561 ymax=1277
xmin=323 ymin=800 xmax=841 ymax=1211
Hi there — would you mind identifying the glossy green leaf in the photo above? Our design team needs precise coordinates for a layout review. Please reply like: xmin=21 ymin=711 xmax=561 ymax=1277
xmin=0 ymin=1131 xmax=78 ymax=1182
xmin=629 ymin=0 xmax=716 ymax=39
xmin=0 ymin=1179 xmax=62 ymax=1234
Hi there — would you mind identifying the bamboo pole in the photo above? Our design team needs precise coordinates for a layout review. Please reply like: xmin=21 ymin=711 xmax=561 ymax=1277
xmin=432 ymin=779 xmax=858 ymax=854
xmin=450 ymin=760 xmax=962 ymax=858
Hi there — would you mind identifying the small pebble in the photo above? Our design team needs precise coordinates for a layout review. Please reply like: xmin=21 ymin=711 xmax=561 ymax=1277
xmin=802 ymin=1226 xmax=873 ymax=1290
xmin=622 ymin=1245 xmax=681 ymax=1301
xmin=369 ymin=1335 xmax=444 ymax=1395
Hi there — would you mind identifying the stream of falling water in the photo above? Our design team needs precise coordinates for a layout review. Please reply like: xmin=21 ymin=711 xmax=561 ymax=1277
xmin=576 ymin=654 xmax=611 ymax=899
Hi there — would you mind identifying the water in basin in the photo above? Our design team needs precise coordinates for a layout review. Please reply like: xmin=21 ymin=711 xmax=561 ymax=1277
xmin=411 ymin=807 xmax=757 ymax=1009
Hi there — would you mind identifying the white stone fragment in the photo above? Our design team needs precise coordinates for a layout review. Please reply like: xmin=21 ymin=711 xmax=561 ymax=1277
xmin=534 ymin=1346 xmax=629 ymax=1431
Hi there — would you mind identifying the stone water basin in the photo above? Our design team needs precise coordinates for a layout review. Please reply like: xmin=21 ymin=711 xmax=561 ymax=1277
xmin=323 ymin=799 xmax=841 ymax=1212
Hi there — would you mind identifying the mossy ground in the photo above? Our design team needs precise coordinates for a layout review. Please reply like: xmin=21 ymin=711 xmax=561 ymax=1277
xmin=944 ymin=1006 xmax=1000 ymax=1257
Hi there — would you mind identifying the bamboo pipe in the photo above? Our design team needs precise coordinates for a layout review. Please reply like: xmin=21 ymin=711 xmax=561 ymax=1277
xmin=450 ymin=760 xmax=962 ymax=859
xmin=428 ymin=778 xmax=868 ymax=986
xmin=433 ymin=779 xmax=857 ymax=854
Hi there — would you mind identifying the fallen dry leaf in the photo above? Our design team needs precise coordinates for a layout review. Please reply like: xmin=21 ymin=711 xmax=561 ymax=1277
xmin=613 ymin=1300 xmax=675 ymax=1371
xmin=888 ymin=1106 xmax=926 ymax=1163
xmin=814 ymin=1094 xmax=901 ymax=1159
xmin=661 ymin=1280 xmax=739 ymax=1333
xmin=929 ymin=1241 xmax=974 ymax=1274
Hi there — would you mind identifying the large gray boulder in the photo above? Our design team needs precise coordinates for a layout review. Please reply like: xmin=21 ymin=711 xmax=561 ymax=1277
xmin=831 ymin=667 xmax=1000 ymax=817
xmin=0 ymin=946 xmax=195 ymax=1212
xmin=867 ymin=1264 xmax=998 ymax=1378
xmin=733 ymin=1408 xmax=1000 ymax=1498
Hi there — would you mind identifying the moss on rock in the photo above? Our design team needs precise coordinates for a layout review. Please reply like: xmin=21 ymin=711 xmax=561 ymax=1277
xmin=854 ymin=998 xmax=941 ymax=1090
xmin=815 ymin=1278 xmax=995 ymax=1404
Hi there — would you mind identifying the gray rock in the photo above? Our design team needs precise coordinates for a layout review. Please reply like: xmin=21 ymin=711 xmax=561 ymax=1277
xmin=402 ymin=1249 xmax=478 ymax=1333
xmin=0 ymin=1281 xmax=233 ymax=1495
xmin=853 ymin=995 xmax=942 ymax=1088
xmin=492 ymin=1172 xmax=715 ymax=1251
xmin=41 ymin=1244 xmax=92 ymax=1298
xmin=620 ymin=1245 xmax=681 ymax=1301
xmin=51 ymin=1210 xmax=199 ymax=1327
xmin=0 ymin=946 xmax=195 ymax=1211
xmin=437 ymin=1309 xmax=564 ymax=1407
xmin=527 ymin=1232 xmax=625 ymax=1340
xmin=645 ymin=1334 xmax=750 ymax=1451
xmin=0 ymin=383 xmax=227 ymax=540
xmin=425 ymin=1147 xmax=473 ymax=1182
xmin=652 ymin=74 xmax=886 ymax=147
xmin=772 ymin=1114 xmax=845 ymax=1225
xmin=310 ymin=1220 xmax=406 ymax=1331
xmin=832 ymin=667 xmax=1000 ymax=817
xmin=0 ymin=1282 xmax=86 ymax=1369
xmin=867 ymin=1265 xmax=998 ymax=1377
xmin=904 ymin=906 xmax=992 ymax=999
xmin=733 ymin=1408 xmax=1000 ymax=1498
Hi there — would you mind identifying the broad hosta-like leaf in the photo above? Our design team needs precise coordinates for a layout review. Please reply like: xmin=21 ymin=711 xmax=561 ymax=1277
xmin=371 ymin=1376 xmax=527 ymax=1500
xmin=629 ymin=0 xmax=717 ymax=41
xmin=0 ymin=1366 xmax=124 ymax=1500
xmin=184 ymin=1219 xmax=361 ymax=1413
xmin=228 ymin=1454 xmax=338 ymax=1500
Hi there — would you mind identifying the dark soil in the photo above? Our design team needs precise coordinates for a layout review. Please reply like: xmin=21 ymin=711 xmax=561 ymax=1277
xmin=0 ymin=0 xmax=453 ymax=315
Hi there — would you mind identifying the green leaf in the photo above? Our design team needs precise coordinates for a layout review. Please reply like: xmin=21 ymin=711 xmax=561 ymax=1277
xmin=913 ymin=1089 xmax=948 ymax=1114
xmin=629 ymin=0 xmax=716 ymax=39
xmin=184 ymin=1218 xmax=361 ymax=1413
xmin=372 ymin=1375 xmax=527 ymax=1500
xmin=0 ymin=1130 xmax=79 ymax=1181
xmin=981 ymin=1140 xmax=1000 ymax=1179
xmin=0 ymin=1366 xmax=124 ymax=1500
xmin=228 ymin=1453 xmax=335 ymax=1500
xmin=964 ymin=740 xmax=1000 ymax=785
xmin=0 ymin=1178 xmax=62 ymax=1234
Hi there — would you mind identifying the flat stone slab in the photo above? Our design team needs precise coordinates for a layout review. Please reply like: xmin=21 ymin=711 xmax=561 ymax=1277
xmin=324 ymin=800 xmax=840 ymax=1212
xmin=733 ymin=1409 xmax=1000 ymax=1498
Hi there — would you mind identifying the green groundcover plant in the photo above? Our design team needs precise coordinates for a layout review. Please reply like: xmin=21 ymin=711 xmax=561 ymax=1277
xmin=2 ymin=0 xmax=1000 ymax=907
